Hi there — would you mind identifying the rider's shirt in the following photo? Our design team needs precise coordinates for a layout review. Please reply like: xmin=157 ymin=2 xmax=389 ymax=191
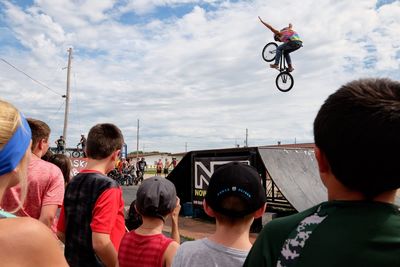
xmin=280 ymin=29 xmax=302 ymax=43
xmin=57 ymin=138 xmax=65 ymax=147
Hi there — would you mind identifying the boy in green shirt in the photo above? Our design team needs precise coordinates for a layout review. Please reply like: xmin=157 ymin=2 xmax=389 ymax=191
xmin=244 ymin=78 xmax=400 ymax=267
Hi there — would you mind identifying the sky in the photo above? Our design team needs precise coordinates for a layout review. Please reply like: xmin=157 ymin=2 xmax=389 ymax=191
xmin=0 ymin=0 xmax=399 ymax=153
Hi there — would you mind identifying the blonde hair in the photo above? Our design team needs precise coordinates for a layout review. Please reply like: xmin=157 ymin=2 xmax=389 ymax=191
xmin=0 ymin=100 xmax=20 ymax=149
xmin=0 ymin=99 xmax=28 ymax=213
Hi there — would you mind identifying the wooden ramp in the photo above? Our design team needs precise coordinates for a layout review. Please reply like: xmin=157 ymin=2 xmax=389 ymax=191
xmin=258 ymin=147 xmax=400 ymax=212
xmin=259 ymin=147 xmax=326 ymax=212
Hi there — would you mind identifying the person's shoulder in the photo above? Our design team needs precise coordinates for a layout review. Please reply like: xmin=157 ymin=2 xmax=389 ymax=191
xmin=0 ymin=217 xmax=57 ymax=250
xmin=35 ymin=158 xmax=60 ymax=171
xmin=261 ymin=205 xmax=320 ymax=238
xmin=178 ymin=239 xmax=205 ymax=251
xmin=29 ymin=159 xmax=63 ymax=179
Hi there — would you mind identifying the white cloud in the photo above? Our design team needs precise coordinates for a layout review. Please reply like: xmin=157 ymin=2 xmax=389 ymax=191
xmin=1 ymin=0 xmax=399 ymax=152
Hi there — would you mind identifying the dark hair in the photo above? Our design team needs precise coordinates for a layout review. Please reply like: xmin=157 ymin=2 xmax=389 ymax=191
xmin=48 ymin=154 xmax=72 ymax=184
xmin=86 ymin=123 xmax=124 ymax=160
xmin=41 ymin=149 xmax=54 ymax=161
xmin=314 ymin=78 xmax=400 ymax=198
xmin=125 ymin=200 xmax=143 ymax=231
xmin=212 ymin=196 xmax=254 ymax=224
xmin=27 ymin=118 xmax=50 ymax=150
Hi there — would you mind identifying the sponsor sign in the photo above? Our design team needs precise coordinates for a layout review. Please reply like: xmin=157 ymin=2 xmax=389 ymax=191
xmin=193 ymin=157 xmax=250 ymax=206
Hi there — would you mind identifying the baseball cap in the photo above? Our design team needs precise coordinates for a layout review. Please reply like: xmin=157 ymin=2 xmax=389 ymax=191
xmin=136 ymin=176 xmax=177 ymax=221
xmin=205 ymin=162 xmax=266 ymax=218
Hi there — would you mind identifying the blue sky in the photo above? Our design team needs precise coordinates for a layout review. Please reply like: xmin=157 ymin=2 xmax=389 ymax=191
xmin=1 ymin=0 xmax=399 ymax=153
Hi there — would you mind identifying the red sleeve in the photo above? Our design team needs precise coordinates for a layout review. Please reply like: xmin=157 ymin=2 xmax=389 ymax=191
xmin=90 ymin=188 xmax=122 ymax=234
xmin=57 ymin=204 xmax=65 ymax=233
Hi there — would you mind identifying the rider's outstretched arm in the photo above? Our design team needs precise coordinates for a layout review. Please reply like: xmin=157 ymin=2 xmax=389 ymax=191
xmin=258 ymin=16 xmax=280 ymax=35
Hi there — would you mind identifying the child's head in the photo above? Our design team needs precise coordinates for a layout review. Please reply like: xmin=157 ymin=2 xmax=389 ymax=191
xmin=48 ymin=154 xmax=72 ymax=184
xmin=205 ymin=162 xmax=266 ymax=222
xmin=86 ymin=123 xmax=124 ymax=160
xmin=135 ymin=176 xmax=177 ymax=221
xmin=314 ymin=78 xmax=400 ymax=198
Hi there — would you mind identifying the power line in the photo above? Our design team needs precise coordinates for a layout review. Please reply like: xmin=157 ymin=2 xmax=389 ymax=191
xmin=0 ymin=58 xmax=62 ymax=96
xmin=47 ymin=101 xmax=65 ymax=125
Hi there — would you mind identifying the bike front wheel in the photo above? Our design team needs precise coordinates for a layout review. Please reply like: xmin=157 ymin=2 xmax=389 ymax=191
xmin=262 ymin=42 xmax=277 ymax=62
xmin=71 ymin=151 xmax=81 ymax=158
xmin=276 ymin=72 xmax=294 ymax=92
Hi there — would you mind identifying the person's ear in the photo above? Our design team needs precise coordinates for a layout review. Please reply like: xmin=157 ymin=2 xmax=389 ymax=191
xmin=253 ymin=203 xmax=267 ymax=219
xmin=36 ymin=138 xmax=46 ymax=151
xmin=111 ymin=149 xmax=121 ymax=161
xmin=203 ymin=199 xmax=216 ymax=218
xmin=315 ymin=146 xmax=330 ymax=174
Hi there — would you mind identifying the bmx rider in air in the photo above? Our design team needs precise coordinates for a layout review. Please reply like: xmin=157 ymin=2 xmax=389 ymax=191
xmin=258 ymin=16 xmax=303 ymax=72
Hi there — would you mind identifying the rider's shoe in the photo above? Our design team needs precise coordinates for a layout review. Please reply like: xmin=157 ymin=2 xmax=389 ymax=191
xmin=270 ymin=64 xmax=279 ymax=69
xmin=287 ymin=64 xmax=294 ymax=72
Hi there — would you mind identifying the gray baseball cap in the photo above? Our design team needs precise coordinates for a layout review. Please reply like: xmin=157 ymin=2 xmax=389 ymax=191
xmin=136 ymin=176 xmax=177 ymax=220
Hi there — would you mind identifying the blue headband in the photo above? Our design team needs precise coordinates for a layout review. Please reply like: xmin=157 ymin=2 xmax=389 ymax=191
xmin=0 ymin=113 xmax=32 ymax=176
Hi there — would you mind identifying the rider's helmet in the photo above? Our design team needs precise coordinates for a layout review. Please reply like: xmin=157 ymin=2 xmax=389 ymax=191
xmin=141 ymin=157 xmax=145 ymax=161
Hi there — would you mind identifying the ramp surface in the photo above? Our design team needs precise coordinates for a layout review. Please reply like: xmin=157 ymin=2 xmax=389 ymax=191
xmin=259 ymin=148 xmax=326 ymax=212
xmin=259 ymin=147 xmax=400 ymax=212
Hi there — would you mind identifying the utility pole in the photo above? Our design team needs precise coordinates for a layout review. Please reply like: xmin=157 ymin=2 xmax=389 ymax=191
xmin=62 ymin=48 xmax=72 ymax=146
xmin=245 ymin=128 xmax=248 ymax=147
xmin=136 ymin=119 xmax=139 ymax=161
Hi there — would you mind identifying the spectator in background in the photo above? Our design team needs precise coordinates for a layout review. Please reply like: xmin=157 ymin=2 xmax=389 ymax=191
xmin=171 ymin=158 xmax=178 ymax=169
xmin=244 ymin=78 xmax=400 ymax=267
xmin=118 ymin=177 xmax=181 ymax=267
xmin=164 ymin=158 xmax=171 ymax=177
xmin=57 ymin=123 xmax=125 ymax=267
xmin=118 ymin=157 xmax=127 ymax=175
xmin=172 ymin=162 xmax=266 ymax=267
xmin=77 ymin=134 xmax=87 ymax=157
xmin=2 ymin=118 xmax=65 ymax=233
xmin=156 ymin=159 xmax=163 ymax=176
xmin=47 ymin=154 xmax=72 ymax=185
xmin=55 ymin=135 xmax=65 ymax=154
xmin=0 ymin=99 xmax=68 ymax=266
xmin=136 ymin=157 xmax=147 ymax=178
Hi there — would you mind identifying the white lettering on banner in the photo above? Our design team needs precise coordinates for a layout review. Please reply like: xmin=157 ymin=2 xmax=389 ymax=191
xmin=194 ymin=162 xmax=212 ymax=189
xmin=70 ymin=158 xmax=88 ymax=176
xmin=194 ymin=160 xmax=250 ymax=190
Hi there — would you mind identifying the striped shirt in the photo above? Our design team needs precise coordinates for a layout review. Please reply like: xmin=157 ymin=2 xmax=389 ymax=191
xmin=118 ymin=231 xmax=174 ymax=267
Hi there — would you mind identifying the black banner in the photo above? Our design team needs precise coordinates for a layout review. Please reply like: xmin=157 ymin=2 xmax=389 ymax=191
xmin=192 ymin=156 xmax=250 ymax=206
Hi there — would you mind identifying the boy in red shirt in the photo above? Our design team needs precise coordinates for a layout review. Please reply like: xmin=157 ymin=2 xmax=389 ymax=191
xmin=57 ymin=123 xmax=125 ymax=267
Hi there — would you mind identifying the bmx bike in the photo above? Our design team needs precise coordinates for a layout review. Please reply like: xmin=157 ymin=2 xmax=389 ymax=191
xmin=262 ymin=42 xmax=294 ymax=92
xmin=71 ymin=145 xmax=85 ymax=158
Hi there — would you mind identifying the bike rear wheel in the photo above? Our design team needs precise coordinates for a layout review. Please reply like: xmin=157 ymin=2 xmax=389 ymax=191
xmin=276 ymin=72 xmax=294 ymax=92
xmin=262 ymin=42 xmax=278 ymax=62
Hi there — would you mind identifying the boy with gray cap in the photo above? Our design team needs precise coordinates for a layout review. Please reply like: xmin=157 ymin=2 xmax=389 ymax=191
xmin=172 ymin=162 xmax=267 ymax=267
xmin=117 ymin=176 xmax=181 ymax=267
